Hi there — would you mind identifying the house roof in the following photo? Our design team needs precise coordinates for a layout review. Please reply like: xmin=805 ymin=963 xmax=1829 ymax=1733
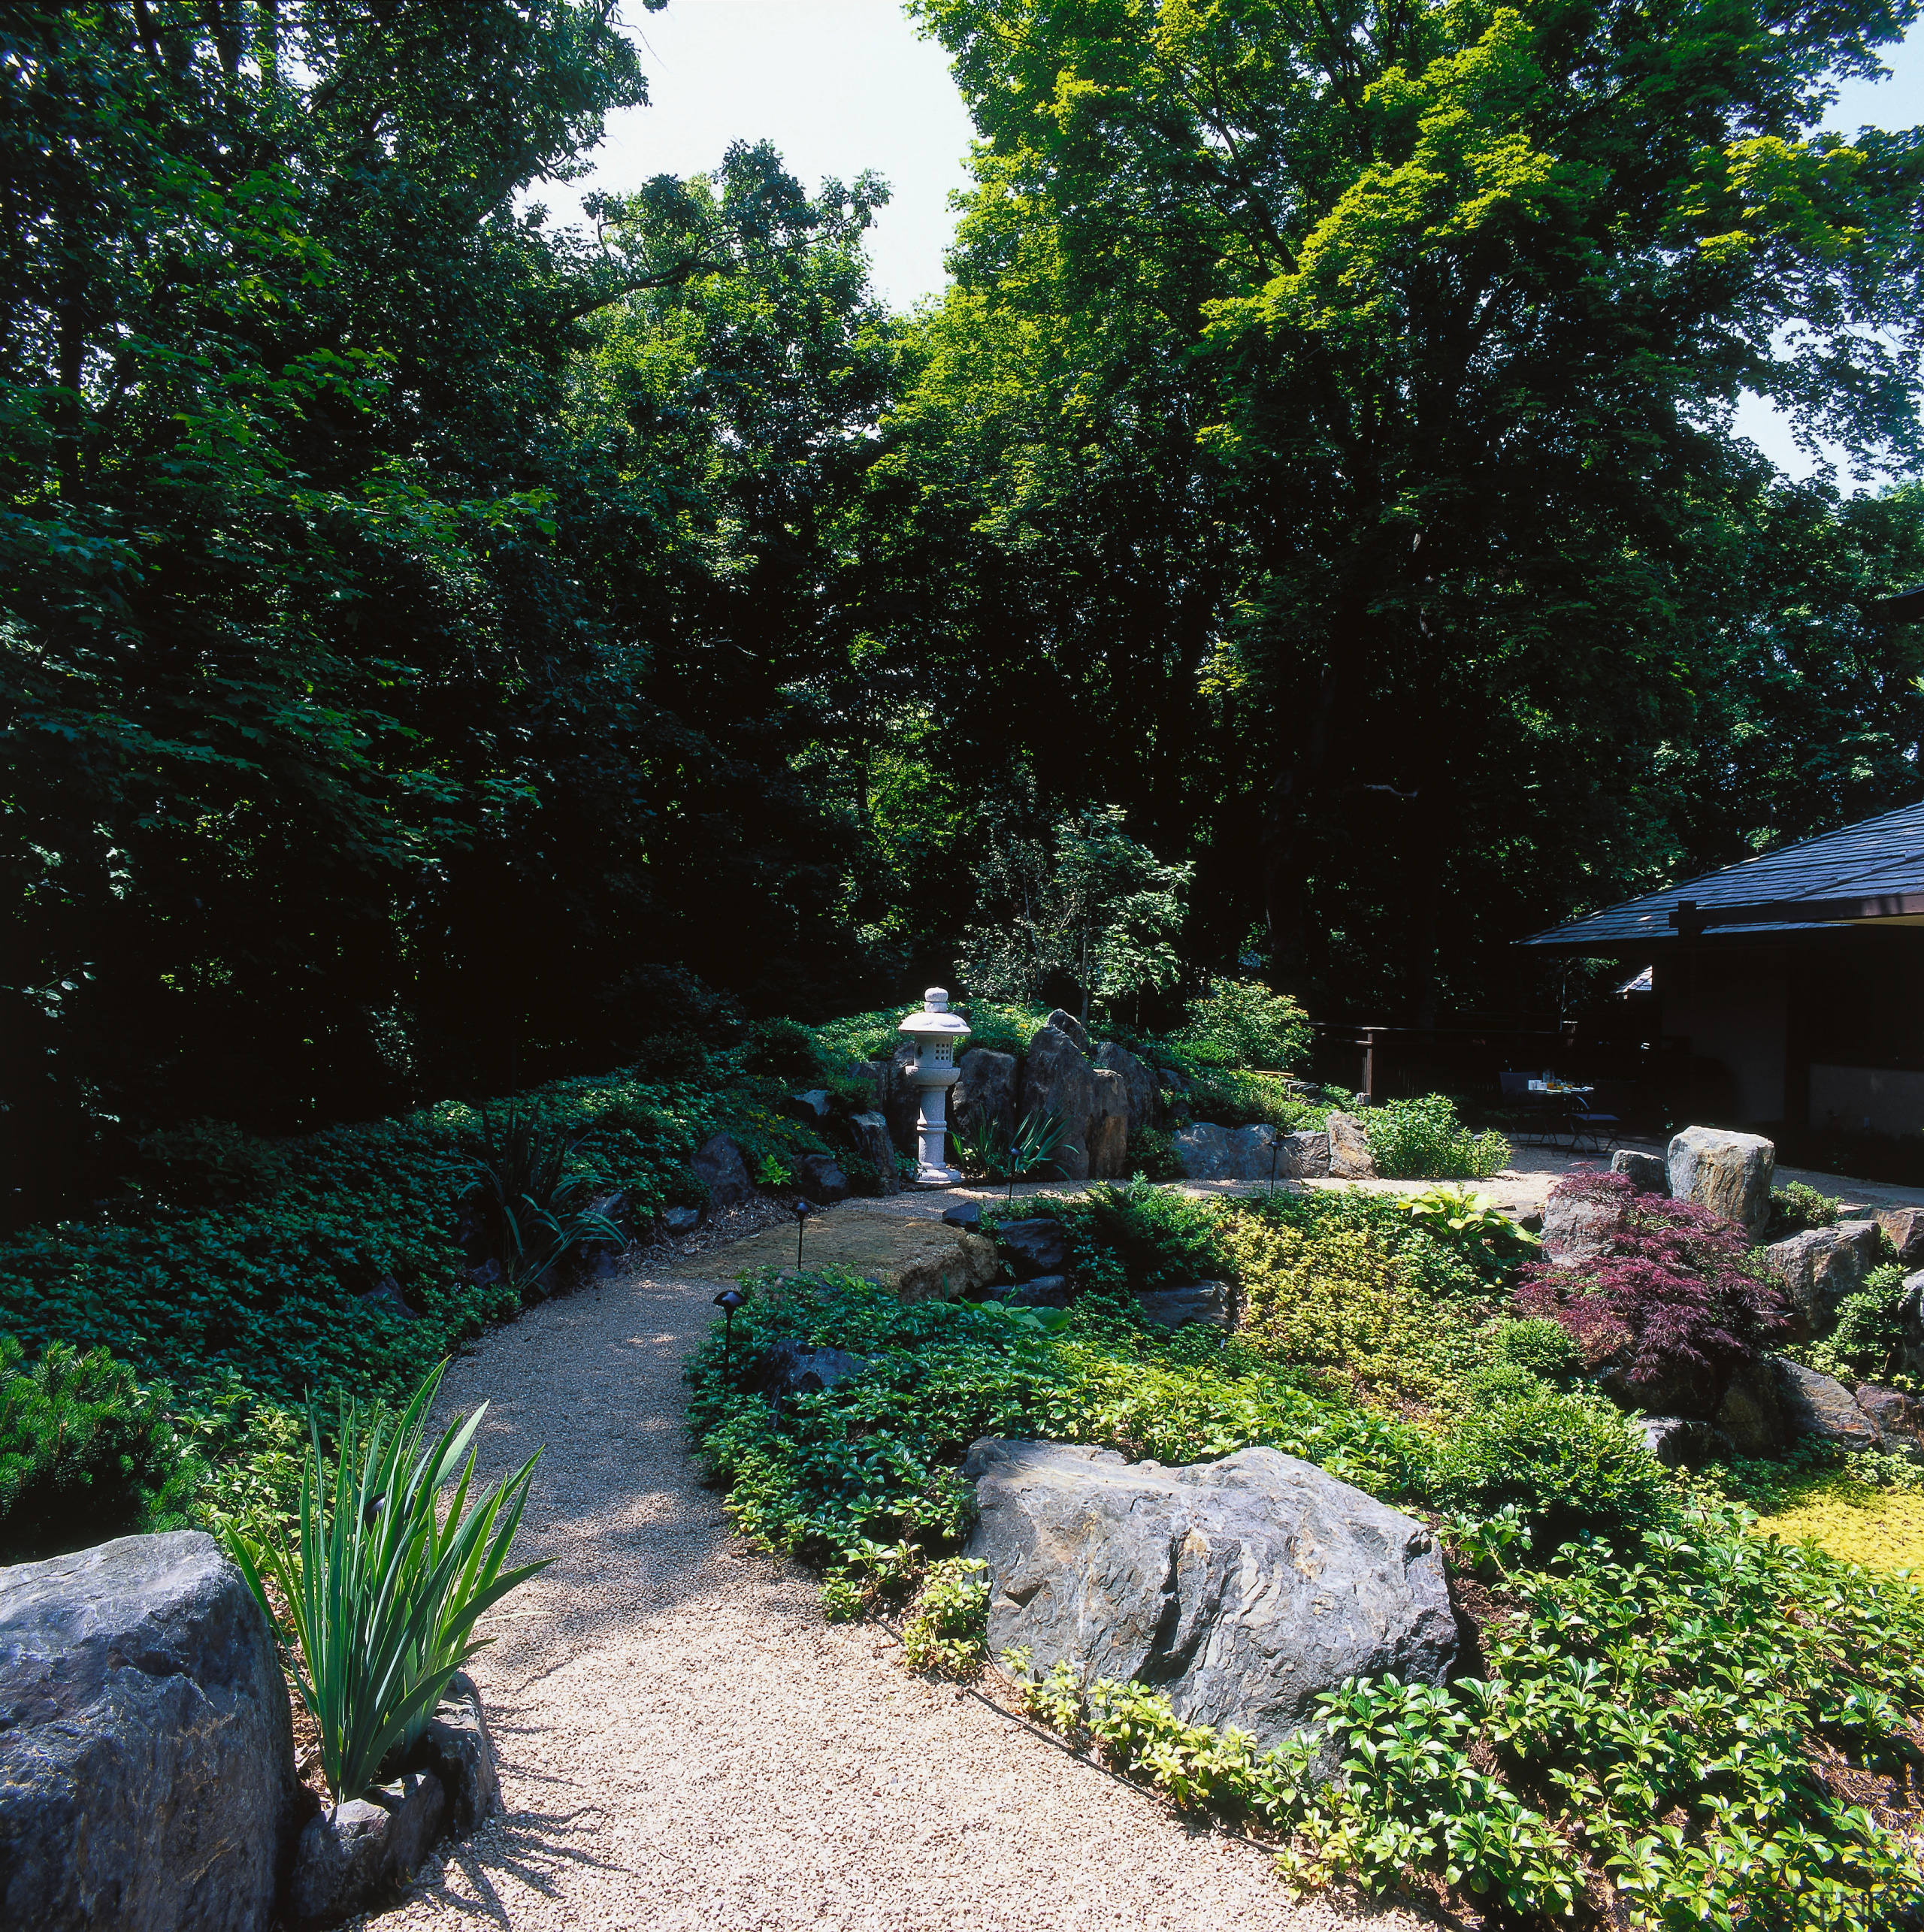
xmin=1521 ymin=797 xmax=1924 ymax=953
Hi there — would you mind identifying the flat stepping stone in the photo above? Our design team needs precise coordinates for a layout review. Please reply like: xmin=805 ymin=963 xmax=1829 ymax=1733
xmin=676 ymin=1210 xmax=999 ymax=1303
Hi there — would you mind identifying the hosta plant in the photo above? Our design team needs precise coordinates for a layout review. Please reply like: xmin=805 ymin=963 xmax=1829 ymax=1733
xmin=222 ymin=1359 xmax=549 ymax=1803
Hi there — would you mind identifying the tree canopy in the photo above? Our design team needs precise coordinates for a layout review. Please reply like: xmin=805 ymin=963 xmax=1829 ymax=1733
xmin=2 ymin=0 xmax=1920 ymax=1217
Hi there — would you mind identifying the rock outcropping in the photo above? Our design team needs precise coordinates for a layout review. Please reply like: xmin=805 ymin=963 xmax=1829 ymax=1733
xmin=1666 ymin=1126 xmax=1774 ymax=1238
xmin=1763 ymin=1221 xmax=1881 ymax=1329
xmin=964 ymin=1440 xmax=1455 ymax=1752
xmin=0 ymin=1531 xmax=304 ymax=1932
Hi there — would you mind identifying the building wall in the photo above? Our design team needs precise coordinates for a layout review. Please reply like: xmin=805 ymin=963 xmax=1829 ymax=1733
xmin=1809 ymin=1064 xmax=1924 ymax=1135
xmin=1653 ymin=949 xmax=1788 ymax=1126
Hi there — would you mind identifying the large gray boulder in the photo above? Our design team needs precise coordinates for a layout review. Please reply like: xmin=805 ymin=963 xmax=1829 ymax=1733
xmin=953 ymin=1048 xmax=1018 ymax=1151
xmin=996 ymin=1217 xmax=1070 ymax=1278
xmin=691 ymin=1132 xmax=752 ymax=1211
xmin=1638 ymin=1416 xmax=1737 ymax=1468
xmin=1326 ymin=1112 xmax=1376 ymax=1179
xmin=1020 ymin=1026 xmax=1094 ymax=1182
xmin=284 ymin=1772 xmax=444 ymax=1932
xmin=1715 ymin=1356 xmax=1786 ymax=1455
xmin=1763 ymin=1222 xmax=1882 ymax=1330
xmin=1901 ymin=1269 xmax=1924 ymax=1379
xmin=791 ymin=1151 xmax=850 ymax=1206
xmin=1877 ymin=1207 xmax=1924 ymax=1269
xmin=1611 ymin=1149 xmax=1669 ymax=1196
xmin=1774 ymin=1356 xmax=1880 ymax=1452
xmin=0 ymin=1531 xmax=303 ymax=1932
xmin=1085 ymin=1068 xmax=1130 ymax=1179
xmin=1277 ymin=1131 xmax=1330 ymax=1178
xmin=1042 ymin=1008 xmax=1090 ymax=1054
xmin=882 ymin=1041 xmax=922 ymax=1153
xmin=1135 ymin=1282 xmax=1234 ymax=1331
xmin=847 ymin=1110 xmax=900 ymax=1195
xmin=1666 ymin=1127 xmax=1774 ymax=1238
xmin=965 ymin=1440 xmax=1455 ymax=1753
xmin=1171 ymin=1121 xmax=1283 ymax=1181
xmin=1541 ymin=1184 xmax=1632 ymax=1268
xmin=1094 ymin=1042 xmax=1160 ymax=1135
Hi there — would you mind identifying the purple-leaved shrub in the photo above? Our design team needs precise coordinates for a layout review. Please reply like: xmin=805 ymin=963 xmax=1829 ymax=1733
xmin=1513 ymin=1169 xmax=1789 ymax=1416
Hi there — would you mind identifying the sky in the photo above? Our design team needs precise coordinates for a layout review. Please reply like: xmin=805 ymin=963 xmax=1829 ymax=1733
xmin=543 ymin=0 xmax=1924 ymax=482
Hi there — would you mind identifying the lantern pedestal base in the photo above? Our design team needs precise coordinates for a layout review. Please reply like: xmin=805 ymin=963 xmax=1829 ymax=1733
xmin=912 ymin=1163 xmax=963 ymax=1190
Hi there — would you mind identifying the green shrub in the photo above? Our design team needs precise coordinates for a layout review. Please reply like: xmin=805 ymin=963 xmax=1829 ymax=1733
xmin=742 ymin=1017 xmax=824 ymax=1083
xmin=1427 ymin=1387 xmax=1668 ymax=1544
xmin=0 ymin=1337 xmax=203 ymax=1562
xmin=1493 ymin=1315 xmax=1584 ymax=1383
xmin=223 ymin=1360 xmax=549 ymax=1803
xmin=686 ymin=1268 xmax=1427 ymax=1592
xmin=1122 ymin=1126 xmax=1184 ymax=1181
xmin=0 ymin=1072 xmax=718 ymax=1404
xmin=1174 ymin=978 xmax=1311 ymax=1071
xmin=1366 ymin=1093 xmax=1510 ymax=1180
xmin=900 ymin=1557 xmax=990 ymax=1677
xmin=1175 ymin=1066 xmax=1317 ymax=1131
xmin=1401 ymin=1186 xmax=1538 ymax=1282
xmin=1027 ymin=1179 xmax=1227 ymax=1293
xmin=137 ymin=1119 xmax=293 ymax=1207
xmin=460 ymin=1104 xmax=627 ymax=1296
xmin=1004 ymin=1512 xmax=1924 ymax=1931
xmin=1222 ymin=1190 xmax=1491 ymax=1404
xmin=1806 ymin=1262 xmax=1913 ymax=1383
xmin=1768 ymin=1179 xmax=1841 ymax=1239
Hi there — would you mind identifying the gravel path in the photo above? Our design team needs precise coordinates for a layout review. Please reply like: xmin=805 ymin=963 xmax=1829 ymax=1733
xmin=380 ymin=1256 xmax=1421 ymax=1932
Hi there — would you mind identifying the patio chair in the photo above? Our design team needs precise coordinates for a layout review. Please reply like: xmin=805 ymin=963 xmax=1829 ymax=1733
xmin=1560 ymin=1091 xmax=1621 ymax=1157
xmin=1499 ymin=1071 xmax=1557 ymax=1144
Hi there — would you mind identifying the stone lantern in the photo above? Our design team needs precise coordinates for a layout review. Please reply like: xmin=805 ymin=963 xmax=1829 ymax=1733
xmin=897 ymin=988 xmax=971 ymax=1187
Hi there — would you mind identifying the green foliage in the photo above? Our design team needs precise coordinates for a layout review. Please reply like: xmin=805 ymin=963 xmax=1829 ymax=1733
xmin=1122 ymin=1126 xmax=1185 ymax=1182
xmin=1007 ymin=1510 xmax=1924 ymax=1927
xmin=1027 ymin=1179 xmax=1227 ymax=1294
xmin=1402 ymin=1187 xmax=1538 ymax=1282
xmin=955 ymin=1107 xmax=1078 ymax=1193
xmin=0 ymin=1070 xmax=714 ymax=1404
xmin=961 ymin=804 xmax=1191 ymax=1021
xmin=1428 ymin=1389 xmax=1671 ymax=1547
xmin=460 ymin=1105 xmax=628 ymax=1297
xmin=1805 ymin=1262 xmax=1915 ymax=1383
xmin=1224 ymin=1190 xmax=1492 ymax=1404
xmin=1366 ymin=1096 xmax=1511 ymax=1181
xmin=686 ymin=1267 xmax=1427 ymax=1594
xmin=743 ymin=1020 xmax=826 ymax=1084
xmin=1174 ymin=979 xmax=1311 ymax=1071
xmin=222 ymin=1361 xmax=549 ymax=1804
xmin=1769 ymin=1181 xmax=1843 ymax=1239
xmin=137 ymin=1121 xmax=295 ymax=1209
xmin=1172 ymin=1067 xmax=1319 ymax=1132
xmin=177 ymin=1382 xmax=307 ymax=1551
xmin=0 ymin=1337 xmax=202 ymax=1563
xmin=900 ymin=1557 xmax=990 ymax=1677
xmin=1493 ymin=1317 xmax=1584 ymax=1385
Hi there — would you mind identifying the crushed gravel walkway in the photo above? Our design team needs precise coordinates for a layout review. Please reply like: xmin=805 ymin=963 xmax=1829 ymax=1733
xmin=380 ymin=1243 xmax=1422 ymax=1932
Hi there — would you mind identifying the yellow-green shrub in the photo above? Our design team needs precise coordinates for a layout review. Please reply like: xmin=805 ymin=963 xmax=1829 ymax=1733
xmin=1221 ymin=1208 xmax=1484 ymax=1405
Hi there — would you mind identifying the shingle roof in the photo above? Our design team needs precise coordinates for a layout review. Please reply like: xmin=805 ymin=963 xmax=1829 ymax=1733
xmin=1520 ymin=797 xmax=1924 ymax=951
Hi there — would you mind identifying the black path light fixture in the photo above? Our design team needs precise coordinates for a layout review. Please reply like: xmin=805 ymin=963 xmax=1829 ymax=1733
xmin=1268 ymin=1128 xmax=1281 ymax=1201
xmin=713 ymin=1287 xmax=745 ymax=1388
xmin=791 ymin=1196 xmax=817 ymax=1270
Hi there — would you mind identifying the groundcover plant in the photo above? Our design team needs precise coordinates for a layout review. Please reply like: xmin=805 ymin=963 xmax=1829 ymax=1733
xmin=687 ymin=1187 xmax=1924 ymax=1930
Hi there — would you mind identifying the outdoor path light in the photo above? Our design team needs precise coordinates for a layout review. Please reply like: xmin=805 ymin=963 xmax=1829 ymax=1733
xmin=898 ymin=988 xmax=970 ymax=1187
xmin=713 ymin=1287 xmax=745 ymax=1388
xmin=791 ymin=1197 xmax=815 ymax=1269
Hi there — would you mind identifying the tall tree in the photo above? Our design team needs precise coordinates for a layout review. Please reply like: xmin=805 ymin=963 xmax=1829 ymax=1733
xmin=911 ymin=0 xmax=1924 ymax=1011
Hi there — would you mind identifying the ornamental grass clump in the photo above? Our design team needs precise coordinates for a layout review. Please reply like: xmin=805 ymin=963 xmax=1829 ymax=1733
xmin=1512 ymin=1171 xmax=1789 ymax=1415
xmin=222 ymin=1359 xmax=549 ymax=1804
